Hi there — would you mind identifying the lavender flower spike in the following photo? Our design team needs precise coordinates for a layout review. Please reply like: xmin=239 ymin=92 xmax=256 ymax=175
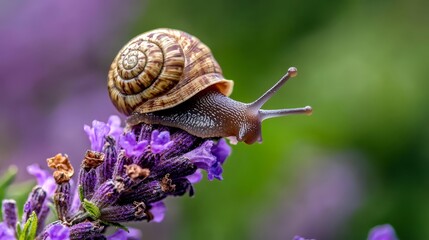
xmin=2 ymin=200 xmax=18 ymax=229
xmin=0 ymin=116 xmax=234 ymax=239
xmin=368 ymin=224 xmax=398 ymax=240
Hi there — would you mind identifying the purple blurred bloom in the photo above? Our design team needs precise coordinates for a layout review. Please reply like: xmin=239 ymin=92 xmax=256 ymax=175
xmin=27 ymin=164 xmax=56 ymax=197
xmin=150 ymin=130 xmax=174 ymax=154
xmin=119 ymin=132 xmax=148 ymax=157
xmin=1 ymin=200 xmax=18 ymax=229
xmin=368 ymin=224 xmax=398 ymax=240
xmin=46 ymin=223 xmax=70 ymax=240
xmin=0 ymin=222 xmax=14 ymax=240
xmin=0 ymin=0 xmax=138 ymax=171
xmin=293 ymin=236 xmax=314 ymax=240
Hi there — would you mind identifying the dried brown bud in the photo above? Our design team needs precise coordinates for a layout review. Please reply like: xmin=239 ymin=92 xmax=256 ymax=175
xmin=133 ymin=201 xmax=147 ymax=218
xmin=47 ymin=153 xmax=74 ymax=184
xmin=161 ymin=174 xmax=176 ymax=192
xmin=82 ymin=150 xmax=105 ymax=170
xmin=125 ymin=164 xmax=150 ymax=180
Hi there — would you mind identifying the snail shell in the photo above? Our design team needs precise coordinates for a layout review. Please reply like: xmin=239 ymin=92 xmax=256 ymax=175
xmin=108 ymin=28 xmax=234 ymax=116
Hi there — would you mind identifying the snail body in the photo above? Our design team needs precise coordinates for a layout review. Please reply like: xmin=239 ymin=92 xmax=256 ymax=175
xmin=108 ymin=28 xmax=312 ymax=144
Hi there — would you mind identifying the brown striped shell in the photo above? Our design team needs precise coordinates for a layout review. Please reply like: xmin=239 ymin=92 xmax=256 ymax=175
xmin=108 ymin=28 xmax=234 ymax=116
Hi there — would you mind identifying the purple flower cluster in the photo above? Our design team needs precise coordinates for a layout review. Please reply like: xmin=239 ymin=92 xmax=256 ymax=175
xmin=291 ymin=224 xmax=398 ymax=240
xmin=0 ymin=115 xmax=231 ymax=239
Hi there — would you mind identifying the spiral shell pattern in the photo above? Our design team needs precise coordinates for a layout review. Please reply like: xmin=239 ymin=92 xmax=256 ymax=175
xmin=108 ymin=28 xmax=233 ymax=115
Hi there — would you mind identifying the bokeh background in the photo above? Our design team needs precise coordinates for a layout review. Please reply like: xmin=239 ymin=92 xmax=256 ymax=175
xmin=1 ymin=0 xmax=428 ymax=239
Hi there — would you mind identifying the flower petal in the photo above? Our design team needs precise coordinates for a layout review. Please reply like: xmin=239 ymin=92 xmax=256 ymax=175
xmin=150 ymin=201 xmax=166 ymax=223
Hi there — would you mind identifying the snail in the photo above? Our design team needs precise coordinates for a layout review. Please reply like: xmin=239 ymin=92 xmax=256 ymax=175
xmin=108 ymin=28 xmax=312 ymax=144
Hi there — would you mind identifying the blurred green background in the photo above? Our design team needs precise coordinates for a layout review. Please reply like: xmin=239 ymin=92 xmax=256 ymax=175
xmin=1 ymin=0 xmax=429 ymax=239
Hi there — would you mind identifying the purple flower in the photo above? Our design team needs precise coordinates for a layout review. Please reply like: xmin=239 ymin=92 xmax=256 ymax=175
xmin=211 ymin=138 xmax=231 ymax=165
xmin=0 ymin=116 xmax=233 ymax=239
xmin=84 ymin=115 xmax=125 ymax=152
xmin=119 ymin=132 xmax=148 ymax=157
xmin=45 ymin=223 xmax=70 ymax=240
xmin=150 ymin=130 xmax=174 ymax=154
xmin=183 ymin=139 xmax=229 ymax=181
xmin=368 ymin=224 xmax=398 ymax=240
xmin=27 ymin=164 xmax=56 ymax=197
xmin=107 ymin=115 xmax=123 ymax=141
xmin=184 ymin=141 xmax=216 ymax=171
xmin=186 ymin=169 xmax=203 ymax=184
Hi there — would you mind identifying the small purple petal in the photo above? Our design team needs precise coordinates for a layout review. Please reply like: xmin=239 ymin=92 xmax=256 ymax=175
xmin=27 ymin=164 xmax=56 ymax=197
xmin=107 ymin=228 xmax=141 ymax=240
xmin=368 ymin=224 xmax=398 ymax=240
xmin=119 ymin=132 xmax=148 ymax=158
xmin=186 ymin=169 xmax=203 ymax=184
xmin=211 ymin=138 xmax=231 ymax=165
xmin=207 ymin=162 xmax=223 ymax=181
xmin=0 ymin=222 xmax=15 ymax=240
xmin=107 ymin=115 xmax=123 ymax=141
xmin=107 ymin=229 xmax=127 ymax=240
xmin=46 ymin=223 xmax=70 ymax=240
xmin=150 ymin=130 xmax=174 ymax=154
xmin=184 ymin=141 xmax=216 ymax=170
xmin=184 ymin=140 xmax=226 ymax=180
xmin=84 ymin=120 xmax=110 ymax=152
xmin=150 ymin=201 xmax=166 ymax=223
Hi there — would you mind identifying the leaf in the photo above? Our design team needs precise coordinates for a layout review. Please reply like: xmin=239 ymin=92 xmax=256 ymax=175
xmin=19 ymin=211 xmax=38 ymax=240
xmin=48 ymin=202 xmax=58 ymax=220
xmin=0 ymin=165 xmax=18 ymax=201
xmin=16 ymin=222 xmax=22 ymax=238
xmin=82 ymin=199 xmax=101 ymax=220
